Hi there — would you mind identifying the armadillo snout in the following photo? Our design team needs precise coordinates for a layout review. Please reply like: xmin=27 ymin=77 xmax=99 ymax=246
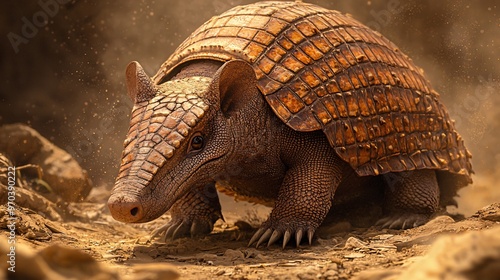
xmin=107 ymin=193 xmax=144 ymax=223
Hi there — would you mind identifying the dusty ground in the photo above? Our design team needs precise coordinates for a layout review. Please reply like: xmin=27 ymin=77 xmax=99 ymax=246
xmin=1 ymin=181 xmax=500 ymax=280
xmin=0 ymin=125 xmax=499 ymax=279
xmin=1 ymin=126 xmax=500 ymax=280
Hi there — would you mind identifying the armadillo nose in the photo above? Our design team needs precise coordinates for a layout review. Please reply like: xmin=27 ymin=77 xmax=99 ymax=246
xmin=107 ymin=194 xmax=144 ymax=223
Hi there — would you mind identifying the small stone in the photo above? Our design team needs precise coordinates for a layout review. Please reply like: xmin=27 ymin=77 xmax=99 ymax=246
xmin=133 ymin=263 xmax=180 ymax=280
xmin=423 ymin=215 xmax=455 ymax=227
xmin=372 ymin=234 xmax=394 ymax=240
xmin=102 ymin=254 xmax=121 ymax=259
xmin=344 ymin=252 xmax=366 ymax=259
xmin=482 ymin=213 xmax=500 ymax=222
xmin=240 ymin=248 xmax=259 ymax=258
xmin=474 ymin=203 xmax=500 ymax=222
xmin=323 ymin=269 xmax=338 ymax=278
xmin=327 ymin=263 xmax=338 ymax=271
xmin=255 ymin=253 xmax=268 ymax=261
xmin=344 ymin=237 xmax=368 ymax=250
xmin=223 ymin=249 xmax=245 ymax=260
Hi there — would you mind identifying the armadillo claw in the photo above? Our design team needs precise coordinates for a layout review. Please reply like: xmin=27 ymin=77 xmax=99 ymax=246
xmin=282 ymin=230 xmax=291 ymax=249
xmin=267 ymin=230 xmax=282 ymax=247
xmin=150 ymin=223 xmax=175 ymax=242
xmin=307 ymin=228 xmax=315 ymax=245
xmin=172 ymin=221 xmax=191 ymax=239
xmin=376 ymin=213 xmax=430 ymax=230
xmin=248 ymin=228 xmax=266 ymax=247
xmin=295 ymin=229 xmax=303 ymax=248
xmin=150 ymin=217 xmax=214 ymax=242
xmin=248 ymin=224 xmax=317 ymax=249
xmin=256 ymin=229 xmax=273 ymax=248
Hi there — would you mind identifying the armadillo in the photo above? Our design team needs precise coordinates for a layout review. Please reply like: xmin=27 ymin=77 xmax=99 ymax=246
xmin=108 ymin=1 xmax=472 ymax=248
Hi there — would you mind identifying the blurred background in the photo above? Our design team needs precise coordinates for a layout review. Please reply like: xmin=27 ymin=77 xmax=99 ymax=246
xmin=1 ymin=0 xmax=498 ymax=215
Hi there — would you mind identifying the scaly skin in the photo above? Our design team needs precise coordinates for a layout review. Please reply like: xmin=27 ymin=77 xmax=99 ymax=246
xmin=108 ymin=60 xmax=447 ymax=248
xmin=247 ymin=130 xmax=349 ymax=248
xmin=377 ymin=170 xmax=440 ymax=229
xmin=151 ymin=183 xmax=223 ymax=241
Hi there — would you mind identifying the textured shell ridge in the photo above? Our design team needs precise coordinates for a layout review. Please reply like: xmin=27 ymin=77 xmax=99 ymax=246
xmin=152 ymin=1 xmax=472 ymax=183
xmin=116 ymin=77 xmax=212 ymax=183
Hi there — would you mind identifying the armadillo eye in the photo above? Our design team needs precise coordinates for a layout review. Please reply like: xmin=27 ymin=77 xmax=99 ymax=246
xmin=190 ymin=135 xmax=204 ymax=150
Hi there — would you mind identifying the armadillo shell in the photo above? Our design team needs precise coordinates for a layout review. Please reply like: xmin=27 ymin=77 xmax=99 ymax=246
xmin=153 ymin=1 xmax=472 ymax=183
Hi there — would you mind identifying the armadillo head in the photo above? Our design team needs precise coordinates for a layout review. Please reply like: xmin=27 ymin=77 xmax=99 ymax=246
xmin=108 ymin=59 xmax=257 ymax=223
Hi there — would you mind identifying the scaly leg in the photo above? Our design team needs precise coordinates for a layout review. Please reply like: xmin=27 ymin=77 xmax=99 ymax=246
xmin=377 ymin=169 xmax=440 ymax=229
xmin=248 ymin=155 xmax=345 ymax=248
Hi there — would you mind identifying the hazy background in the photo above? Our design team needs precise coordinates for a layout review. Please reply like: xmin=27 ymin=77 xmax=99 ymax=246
xmin=1 ymin=0 xmax=498 ymax=214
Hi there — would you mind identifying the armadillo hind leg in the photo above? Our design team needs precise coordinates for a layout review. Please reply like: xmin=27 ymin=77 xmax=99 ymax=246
xmin=151 ymin=183 xmax=223 ymax=241
xmin=248 ymin=153 xmax=346 ymax=249
xmin=377 ymin=170 xmax=440 ymax=229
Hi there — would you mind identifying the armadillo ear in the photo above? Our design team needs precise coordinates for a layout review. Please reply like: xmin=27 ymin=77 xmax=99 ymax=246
xmin=212 ymin=59 xmax=259 ymax=117
xmin=125 ymin=61 xmax=157 ymax=103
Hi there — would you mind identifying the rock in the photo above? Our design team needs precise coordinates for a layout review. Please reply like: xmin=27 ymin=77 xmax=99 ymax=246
xmin=344 ymin=252 xmax=366 ymax=259
xmin=198 ymin=253 xmax=218 ymax=262
xmin=422 ymin=215 xmax=455 ymax=227
xmin=323 ymin=264 xmax=339 ymax=279
xmin=131 ymin=263 xmax=180 ymax=280
xmin=240 ymin=248 xmax=260 ymax=258
xmin=397 ymin=225 xmax=500 ymax=280
xmin=223 ymin=249 xmax=245 ymax=260
xmin=296 ymin=266 xmax=320 ymax=280
xmin=371 ymin=234 xmax=394 ymax=240
xmin=0 ymin=123 xmax=92 ymax=202
xmin=473 ymin=203 xmax=500 ymax=222
xmin=0 ymin=185 xmax=62 ymax=221
xmin=255 ymin=253 xmax=269 ymax=261
xmin=344 ymin=236 xmax=368 ymax=250
xmin=0 ymin=236 xmax=118 ymax=280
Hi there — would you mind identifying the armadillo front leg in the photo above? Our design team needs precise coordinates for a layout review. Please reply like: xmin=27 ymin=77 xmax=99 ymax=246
xmin=151 ymin=182 xmax=222 ymax=241
xmin=377 ymin=169 xmax=440 ymax=229
xmin=248 ymin=154 xmax=345 ymax=248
